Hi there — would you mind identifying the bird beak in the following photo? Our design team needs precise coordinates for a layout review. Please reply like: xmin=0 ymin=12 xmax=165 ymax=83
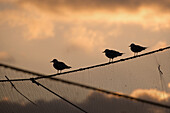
xmin=50 ymin=61 xmax=53 ymax=63
xmin=102 ymin=51 xmax=105 ymax=53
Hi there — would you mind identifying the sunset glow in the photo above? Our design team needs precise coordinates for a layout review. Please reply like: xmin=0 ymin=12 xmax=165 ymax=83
xmin=0 ymin=1 xmax=170 ymax=112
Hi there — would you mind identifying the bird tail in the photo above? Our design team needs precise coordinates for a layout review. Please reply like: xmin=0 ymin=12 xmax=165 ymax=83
xmin=120 ymin=53 xmax=125 ymax=56
xmin=67 ymin=66 xmax=71 ymax=69
xmin=144 ymin=47 xmax=148 ymax=50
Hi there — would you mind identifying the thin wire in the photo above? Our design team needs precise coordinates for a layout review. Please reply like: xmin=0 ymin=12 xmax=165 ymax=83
xmin=5 ymin=76 xmax=37 ymax=106
xmin=30 ymin=78 xmax=88 ymax=113
xmin=32 ymin=46 xmax=170 ymax=79
xmin=0 ymin=46 xmax=170 ymax=80
xmin=154 ymin=55 xmax=169 ymax=113
xmin=0 ymin=46 xmax=170 ymax=109
xmin=2 ymin=76 xmax=170 ymax=109
xmin=154 ymin=55 xmax=167 ymax=93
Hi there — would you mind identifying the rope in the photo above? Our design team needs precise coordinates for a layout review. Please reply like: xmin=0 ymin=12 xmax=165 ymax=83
xmin=154 ymin=55 xmax=167 ymax=93
xmin=1 ymin=76 xmax=170 ymax=109
xmin=0 ymin=46 xmax=170 ymax=109
xmin=30 ymin=78 xmax=88 ymax=113
xmin=5 ymin=76 xmax=37 ymax=106
xmin=0 ymin=46 xmax=170 ymax=80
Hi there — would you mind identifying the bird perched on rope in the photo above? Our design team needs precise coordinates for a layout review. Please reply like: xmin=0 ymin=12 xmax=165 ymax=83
xmin=51 ymin=59 xmax=71 ymax=73
xmin=129 ymin=43 xmax=147 ymax=56
xmin=103 ymin=49 xmax=124 ymax=62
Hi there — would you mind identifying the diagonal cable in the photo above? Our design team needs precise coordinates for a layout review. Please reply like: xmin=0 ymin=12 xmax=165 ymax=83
xmin=30 ymin=78 xmax=88 ymax=113
xmin=5 ymin=76 xmax=37 ymax=106
xmin=0 ymin=46 xmax=170 ymax=80
xmin=0 ymin=46 xmax=170 ymax=109
xmin=2 ymin=76 xmax=170 ymax=109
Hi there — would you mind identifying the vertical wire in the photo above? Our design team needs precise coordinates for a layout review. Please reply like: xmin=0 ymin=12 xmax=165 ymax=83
xmin=154 ymin=55 xmax=167 ymax=93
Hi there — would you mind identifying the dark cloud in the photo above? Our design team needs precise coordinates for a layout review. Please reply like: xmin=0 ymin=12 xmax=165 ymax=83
xmin=0 ymin=91 xmax=169 ymax=113
xmin=18 ymin=0 xmax=170 ymax=13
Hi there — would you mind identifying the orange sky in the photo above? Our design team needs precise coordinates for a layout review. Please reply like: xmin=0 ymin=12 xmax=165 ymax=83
xmin=0 ymin=0 xmax=169 ymax=73
xmin=0 ymin=1 xmax=170 ymax=112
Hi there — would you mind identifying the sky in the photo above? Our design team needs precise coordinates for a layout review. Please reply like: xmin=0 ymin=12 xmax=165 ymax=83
xmin=0 ymin=0 xmax=170 ymax=73
xmin=0 ymin=0 xmax=170 ymax=112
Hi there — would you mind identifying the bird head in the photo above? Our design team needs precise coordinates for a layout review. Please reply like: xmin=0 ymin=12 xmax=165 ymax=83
xmin=50 ymin=59 xmax=58 ymax=63
xmin=103 ymin=49 xmax=109 ymax=53
xmin=129 ymin=43 xmax=135 ymax=47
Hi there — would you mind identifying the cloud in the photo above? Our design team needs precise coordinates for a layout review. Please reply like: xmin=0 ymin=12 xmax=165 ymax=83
xmin=152 ymin=41 xmax=167 ymax=50
xmin=168 ymin=83 xmax=170 ymax=88
xmin=65 ymin=26 xmax=105 ymax=52
xmin=17 ymin=0 xmax=170 ymax=27
xmin=0 ymin=89 xmax=170 ymax=113
xmin=0 ymin=51 xmax=15 ymax=62
xmin=0 ymin=2 xmax=56 ymax=40
xmin=0 ymin=0 xmax=18 ymax=3
xmin=18 ymin=0 xmax=170 ymax=13
xmin=0 ymin=0 xmax=170 ymax=55
xmin=1 ymin=97 xmax=9 ymax=101
xmin=0 ymin=0 xmax=170 ymax=41
xmin=131 ymin=89 xmax=170 ymax=101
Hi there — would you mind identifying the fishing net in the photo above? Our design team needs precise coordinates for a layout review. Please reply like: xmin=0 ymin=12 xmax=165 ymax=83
xmin=0 ymin=48 xmax=170 ymax=113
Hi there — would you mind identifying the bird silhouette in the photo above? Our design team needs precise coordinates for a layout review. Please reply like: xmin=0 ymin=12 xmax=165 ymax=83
xmin=51 ymin=59 xmax=71 ymax=73
xmin=129 ymin=43 xmax=147 ymax=56
xmin=103 ymin=49 xmax=124 ymax=62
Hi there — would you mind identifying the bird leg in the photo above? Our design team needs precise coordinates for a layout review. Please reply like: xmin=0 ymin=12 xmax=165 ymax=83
xmin=58 ymin=70 xmax=61 ymax=73
xmin=134 ymin=53 xmax=138 ymax=56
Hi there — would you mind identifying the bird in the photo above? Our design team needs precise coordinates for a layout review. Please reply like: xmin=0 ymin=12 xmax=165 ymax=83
xmin=51 ymin=59 xmax=71 ymax=73
xmin=103 ymin=49 xmax=124 ymax=62
xmin=129 ymin=43 xmax=147 ymax=56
